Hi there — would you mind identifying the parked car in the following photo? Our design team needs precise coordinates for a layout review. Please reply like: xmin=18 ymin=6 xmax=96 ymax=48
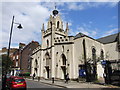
xmin=6 ymin=76 xmax=26 ymax=90
xmin=111 ymin=70 xmax=120 ymax=86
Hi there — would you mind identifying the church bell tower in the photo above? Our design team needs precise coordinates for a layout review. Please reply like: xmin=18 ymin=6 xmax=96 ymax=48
xmin=41 ymin=6 xmax=69 ymax=48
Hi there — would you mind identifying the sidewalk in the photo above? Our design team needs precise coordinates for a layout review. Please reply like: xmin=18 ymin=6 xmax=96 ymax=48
xmin=26 ymin=78 xmax=120 ymax=88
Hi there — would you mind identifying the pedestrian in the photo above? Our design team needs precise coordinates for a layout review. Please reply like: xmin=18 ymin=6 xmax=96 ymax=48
xmin=33 ymin=73 xmax=35 ymax=80
xmin=103 ymin=73 xmax=107 ymax=84
xmin=65 ymin=73 xmax=69 ymax=83
xmin=52 ymin=77 xmax=54 ymax=84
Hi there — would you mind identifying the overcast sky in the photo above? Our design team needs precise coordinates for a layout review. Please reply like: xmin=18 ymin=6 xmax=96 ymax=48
xmin=1 ymin=0 xmax=119 ymax=49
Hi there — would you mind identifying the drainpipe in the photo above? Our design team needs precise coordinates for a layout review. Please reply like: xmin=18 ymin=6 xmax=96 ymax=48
xmin=83 ymin=39 xmax=89 ymax=82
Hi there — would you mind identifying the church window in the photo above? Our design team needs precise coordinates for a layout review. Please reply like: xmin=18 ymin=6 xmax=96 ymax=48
xmin=62 ymin=46 xmax=64 ymax=52
xmin=62 ymin=54 xmax=66 ymax=65
xmin=92 ymin=47 xmax=96 ymax=64
xmin=100 ymin=50 xmax=104 ymax=60
xmin=35 ymin=59 xmax=38 ymax=65
xmin=47 ymin=39 xmax=49 ymax=47
xmin=57 ymin=21 xmax=59 ymax=28
xmin=34 ymin=59 xmax=38 ymax=69
xmin=45 ymin=52 xmax=50 ymax=66
xmin=50 ymin=22 xmax=52 ymax=28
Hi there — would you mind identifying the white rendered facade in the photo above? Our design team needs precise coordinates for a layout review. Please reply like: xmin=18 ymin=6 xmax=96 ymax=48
xmin=31 ymin=10 xmax=120 ymax=81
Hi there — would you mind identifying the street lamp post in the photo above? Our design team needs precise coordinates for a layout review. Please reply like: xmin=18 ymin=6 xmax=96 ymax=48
xmin=7 ymin=16 xmax=22 ymax=60
xmin=2 ymin=15 xmax=23 ymax=89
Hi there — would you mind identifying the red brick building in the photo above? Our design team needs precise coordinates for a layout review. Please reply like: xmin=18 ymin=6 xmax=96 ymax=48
xmin=10 ymin=43 xmax=26 ymax=76
xmin=20 ymin=41 xmax=39 ymax=74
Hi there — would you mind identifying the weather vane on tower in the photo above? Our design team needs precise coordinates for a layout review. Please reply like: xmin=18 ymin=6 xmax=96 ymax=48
xmin=55 ymin=2 xmax=57 ymax=9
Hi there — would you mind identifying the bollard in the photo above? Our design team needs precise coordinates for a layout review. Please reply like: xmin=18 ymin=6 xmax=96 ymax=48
xmin=52 ymin=77 xmax=54 ymax=84
xmin=38 ymin=77 xmax=40 ymax=81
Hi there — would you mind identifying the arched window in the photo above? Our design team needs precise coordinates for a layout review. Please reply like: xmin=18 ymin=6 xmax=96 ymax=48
xmin=50 ymin=22 xmax=52 ymax=28
xmin=100 ymin=50 xmax=104 ymax=60
xmin=34 ymin=59 xmax=38 ymax=68
xmin=92 ymin=48 xmax=96 ymax=64
xmin=47 ymin=39 xmax=49 ymax=47
xmin=62 ymin=46 xmax=64 ymax=52
xmin=35 ymin=59 xmax=38 ymax=66
xmin=45 ymin=52 xmax=50 ymax=66
xmin=62 ymin=54 xmax=66 ymax=65
xmin=57 ymin=21 xmax=59 ymax=28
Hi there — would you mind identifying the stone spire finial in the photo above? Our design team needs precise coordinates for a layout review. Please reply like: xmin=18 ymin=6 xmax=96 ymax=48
xmin=41 ymin=23 xmax=44 ymax=31
xmin=65 ymin=22 xmax=69 ymax=36
xmin=66 ymin=22 xmax=69 ymax=29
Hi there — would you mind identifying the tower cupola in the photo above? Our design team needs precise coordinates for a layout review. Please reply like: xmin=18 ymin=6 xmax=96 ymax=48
xmin=52 ymin=6 xmax=59 ymax=16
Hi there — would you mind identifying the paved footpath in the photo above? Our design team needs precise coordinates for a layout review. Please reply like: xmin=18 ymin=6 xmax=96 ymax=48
xmin=26 ymin=78 xmax=120 ymax=88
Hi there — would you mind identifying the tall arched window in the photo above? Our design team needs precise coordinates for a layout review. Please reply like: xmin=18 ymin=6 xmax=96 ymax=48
xmin=57 ymin=21 xmax=59 ymax=28
xmin=92 ymin=48 xmax=96 ymax=64
xmin=35 ymin=59 xmax=38 ymax=66
xmin=47 ymin=39 xmax=49 ymax=47
xmin=100 ymin=50 xmax=104 ymax=60
xmin=62 ymin=46 xmax=64 ymax=52
xmin=50 ymin=22 xmax=52 ymax=28
xmin=62 ymin=54 xmax=66 ymax=65
xmin=45 ymin=52 xmax=50 ymax=66
xmin=92 ymin=47 xmax=97 ymax=80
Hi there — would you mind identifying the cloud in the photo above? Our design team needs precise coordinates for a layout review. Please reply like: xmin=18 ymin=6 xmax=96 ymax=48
xmin=1 ymin=1 xmax=118 ymax=49
xmin=67 ymin=2 xmax=85 ymax=10
xmin=1 ymin=2 xmax=73 ymax=49
xmin=66 ymin=2 xmax=118 ymax=11
xmin=77 ymin=27 xmax=97 ymax=37
xmin=1 ymin=0 xmax=119 ymax=2
xmin=78 ymin=22 xmax=100 ymax=38
xmin=112 ymin=16 xmax=117 ymax=19
xmin=2 ymin=2 xmax=50 ymax=48
xmin=108 ymin=24 xmax=116 ymax=28
xmin=69 ymin=22 xmax=98 ymax=38
xmin=69 ymin=29 xmax=79 ymax=36
xmin=89 ymin=21 xmax=93 ymax=24
xmin=69 ymin=26 xmax=98 ymax=38
xmin=103 ymin=28 xmax=118 ymax=36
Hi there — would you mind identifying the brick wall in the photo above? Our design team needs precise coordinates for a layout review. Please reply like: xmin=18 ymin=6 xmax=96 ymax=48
xmin=21 ymin=41 xmax=39 ymax=74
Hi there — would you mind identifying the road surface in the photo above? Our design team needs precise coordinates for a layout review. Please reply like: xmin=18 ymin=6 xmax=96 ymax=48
xmin=26 ymin=79 xmax=62 ymax=88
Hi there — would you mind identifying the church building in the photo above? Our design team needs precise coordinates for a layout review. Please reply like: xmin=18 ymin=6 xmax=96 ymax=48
xmin=31 ymin=8 xmax=120 ymax=82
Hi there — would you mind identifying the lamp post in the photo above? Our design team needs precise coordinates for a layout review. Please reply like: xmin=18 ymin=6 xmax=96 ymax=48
xmin=2 ymin=15 xmax=23 ymax=89
xmin=7 ymin=16 xmax=22 ymax=61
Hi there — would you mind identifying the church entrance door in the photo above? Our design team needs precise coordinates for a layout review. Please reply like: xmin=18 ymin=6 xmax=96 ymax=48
xmin=45 ymin=66 xmax=50 ymax=79
xmin=61 ymin=66 xmax=66 ymax=79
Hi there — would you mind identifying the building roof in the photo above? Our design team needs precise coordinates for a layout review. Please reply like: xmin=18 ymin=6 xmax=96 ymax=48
xmin=74 ymin=32 xmax=96 ymax=41
xmin=97 ymin=33 xmax=119 ymax=44
xmin=74 ymin=32 xmax=87 ymax=39
xmin=22 ymin=41 xmax=39 ymax=51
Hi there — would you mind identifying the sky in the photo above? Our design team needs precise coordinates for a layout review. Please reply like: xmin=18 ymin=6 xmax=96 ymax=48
xmin=0 ymin=0 xmax=119 ymax=49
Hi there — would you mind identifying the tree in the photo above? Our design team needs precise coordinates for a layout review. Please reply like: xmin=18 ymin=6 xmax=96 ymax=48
xmin=2 ymin=54 xmax=13 ymax=74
